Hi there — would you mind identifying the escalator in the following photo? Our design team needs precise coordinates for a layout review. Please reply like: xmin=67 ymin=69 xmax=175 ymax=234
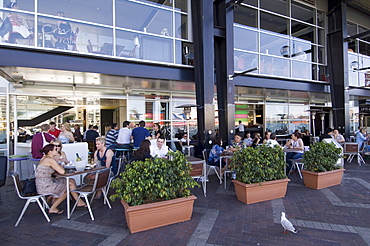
xmin=18 ymin=106 xmax=73 ymax=127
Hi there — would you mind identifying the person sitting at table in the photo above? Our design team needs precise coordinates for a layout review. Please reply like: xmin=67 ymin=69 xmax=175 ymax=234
xmin=35 ymin=144 xmax=86 ymax=214
xmin=229 ymin=133 xmax=245 ymax=152
xmin=179 ymin=133 xmax=189 ymax=151
xmin=31 ymin=123 xmax=55 ymax=159
xmin=243 ymin=132 xmax=253 ymax=147
xmin=150 ymin=135 xmax=169 ymax=158
xmin=319 ymin=127 xmax=333 ymax=142
xmin=333 ymin=129 xmax=345 ymax=143
xmin=94 ymin=137 xmax=117 ymax=174
xmin=356 ymin=127 xmax=370 ymax=152
xmin=58 ymin=123 xmax=75 ymax=144
xmin=251 ymin=133 xmax=261 ymax=148
xmin=265 ymin=133 xmax=281 ymax=148
xmin=285 ymin=132 xmax=304 ymax=171
xmin=131 ymin=139 xmax=152 ymax=162
xmin=263 ymin=131 xmax=272 ymax=144
xmin=50 ymin=139 xmax=69 ymax=164
xmin=73 ymin=124 xmax=83 ymax=142
xmin=208 ymin=136 xmax=227 ymax=171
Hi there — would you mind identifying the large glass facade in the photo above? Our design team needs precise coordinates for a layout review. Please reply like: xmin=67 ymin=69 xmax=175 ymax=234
xmin=0 ymin=0 xmax=189 ymax=65
xmin=234 ymin=1 xmax=326 ymax=82
xmin=347 ymin=21 xmax=370 ymax=87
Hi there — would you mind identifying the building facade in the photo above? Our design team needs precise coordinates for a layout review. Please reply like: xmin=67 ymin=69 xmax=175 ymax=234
xmin=0 ymin=0 xmax=370 ymax=156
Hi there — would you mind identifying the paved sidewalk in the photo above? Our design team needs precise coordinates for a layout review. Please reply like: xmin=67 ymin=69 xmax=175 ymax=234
xmin=1 ymin=159 xmax=370 ymax=246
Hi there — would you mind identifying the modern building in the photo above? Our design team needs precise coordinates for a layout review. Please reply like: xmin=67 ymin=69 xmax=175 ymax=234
xmin=0 ymin=0 xmax=370 ymax=157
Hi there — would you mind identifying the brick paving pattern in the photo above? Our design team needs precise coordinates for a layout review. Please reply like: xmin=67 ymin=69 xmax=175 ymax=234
xmin=1 ymin=158 xmax=370 ymax=245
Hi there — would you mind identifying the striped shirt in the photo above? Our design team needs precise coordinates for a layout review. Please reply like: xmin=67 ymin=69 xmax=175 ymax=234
xmin=105 ymin=129 xmax=118 ymax=148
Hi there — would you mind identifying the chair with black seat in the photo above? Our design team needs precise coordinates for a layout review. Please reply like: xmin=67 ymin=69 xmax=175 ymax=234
xmin=11 ymin=172 xmax=51 ymax=227
xmin=202 ymin=149 xmax=221 ymax=183
xmin=70 ymin=168 xmax=111 ymax=220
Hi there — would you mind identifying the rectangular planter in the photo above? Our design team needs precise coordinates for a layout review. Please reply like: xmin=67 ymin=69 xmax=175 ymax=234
xmin=232 ymin=178 xmax=290 ymax=205
xmin=302 ymin=169 xmax=345 ymax=190
xmin=121 ymin=195 xmax=197 ymax=233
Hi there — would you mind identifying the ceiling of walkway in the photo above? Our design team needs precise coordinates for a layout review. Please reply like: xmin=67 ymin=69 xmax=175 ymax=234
xmin=0 ymin=66 xmax=196 ymax=97
xmin=347 ymin=0 xmax=370 ymax=16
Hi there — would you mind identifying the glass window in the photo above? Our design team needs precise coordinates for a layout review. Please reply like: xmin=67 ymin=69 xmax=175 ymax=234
xmin=38 ymin=0 xmax=113 ymax=25
xmin=291 ymin=1 xmax=314 ymax=24
xmin=175 ymin=13 xmax=188 ymax=40
xmin=359 ymin=40 xmax=370 ymax=57
xmin=316 ymin=10 xmax=324 ymax=27
xmin=260 ymin=0 xmax=288 ymax=17
xmin=116 ymin=1 xmax=173 ymax=37
xmin=347 ymin=22 xmax=357 ymax=36
xmin=318 ymin=46 xmax=325 ymax=64
xmin=234 ymin=51 xmax=258 ymax=72
xmin=288 ymin=104 xmax=309 ymax=133
xmin=175 ymin=0 xmax=188 ymax=12
xmin=271 ymin=57 xmax=290 ymax=77
xmin=318 ymin=65 xmax=328 ymax=82
xmin=291 ymin=20 xmax=314 ymax=43
xmin=3 ymin=0 xmax=34 ymax=11
xmin=1 ymin=10 xmax=34 ymax=47
xmin=292 ymin=40 xmax=312 ymax=62
xmin=234 ymin=27 xmax=257 ymax=52
xmin=318 ymin=28 xmax=325 ymax=46
xmin=292 ymin=60 xmax=312 ymax=80
xmin=260 ymin=11 xmax=288 ymax=35
xmin=234 ymin=6 xmax=257 ymax=28
xmin=38 ymin=17 xmax=113 ymax=54
xmin=260 ymin=32 xmax=289 ymax=57
xmin=116 ymin=30 xmax=173 ymax=63
xmin=242 ymin=0 xmax=257 ymax=7
xmin=128 ymin=96 xmax=146 ymax=121
xmin=265 ymin=104 xmax=289 ymax=135
xmin=260 ymin=55 xmax=273 ymax=75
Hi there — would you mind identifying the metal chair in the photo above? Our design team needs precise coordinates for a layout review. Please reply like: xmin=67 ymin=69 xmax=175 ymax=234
xmin=189 ymin=159 xmax=207 ymax=197
xmin=202 ymin=149 xmax=221 ymax=183
xmin=105 ymin=157 xmax=123 ymax=199
xmin=344 ymin=142 xmax=365 ymax=166
xmin=289 ymin=158 xmax=304 ymax=179
xmin=9 ymin=155 xmax=29 ymax=180
xmin=11 ymin=172 xmax=51 ymax=227
xmin=70 ymin=168 xmax=111 ymax=220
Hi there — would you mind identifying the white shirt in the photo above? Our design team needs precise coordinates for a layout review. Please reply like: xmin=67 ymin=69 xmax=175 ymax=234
xmin=265 ymin=139 xmax=281 ymax=148
xmin=235 ymin=123 xmax=245 ymax=132
xmin=150 ymin=144 xmax=169 ymax=158
xmin=117 ymin=127 xmax=132 ymax=144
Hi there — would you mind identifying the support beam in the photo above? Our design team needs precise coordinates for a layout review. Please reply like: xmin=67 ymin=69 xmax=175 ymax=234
xmin=191 ymin=0 xmax=215 ymax=150
xmin=327 ymin=1 xmax=350 ymax=136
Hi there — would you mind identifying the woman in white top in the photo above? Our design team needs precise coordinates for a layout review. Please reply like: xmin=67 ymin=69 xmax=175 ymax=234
xmin=285 ymin=132 xmax=304 ymax=171
xmin=58 ymin=123 xmax=75 ymax=144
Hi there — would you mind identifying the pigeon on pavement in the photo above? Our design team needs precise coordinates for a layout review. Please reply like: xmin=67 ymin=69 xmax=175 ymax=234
xmin=281 ymin=212 xmax=298 ymax=234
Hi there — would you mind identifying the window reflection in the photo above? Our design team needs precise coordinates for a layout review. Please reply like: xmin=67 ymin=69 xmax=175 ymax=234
xmin=291 ymin=2 xmax=314 ymax=24
xmin=38 ymin=0 xmax=112 ymax=25
xmin=260 ymin=32 xmax=289 ymax=57
xmin=260 ymin=11 xmax=288 ymax=35
xmin=234 ymin=6 xmax=257 ymax=28
xmin=234 ymin=27 xmax=257 ymax=52
xmin=234 ymin=51 xmax=258 ymax=72
xmin=260 ymin=0 xmax=288 ymax=17
xmin=116 ymin=0 xmax=173 ymax=37
xmin=0 ymin=10 xmax=34 ymax=46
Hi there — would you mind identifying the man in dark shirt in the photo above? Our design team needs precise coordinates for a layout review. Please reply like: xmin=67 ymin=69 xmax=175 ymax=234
xmin=85 ymin=125 xmax=100 ymax=141
xmin=320 ymin=127 xmax=333 ymax=142
xmin=131 ymin=120 xmax=151 ymax=149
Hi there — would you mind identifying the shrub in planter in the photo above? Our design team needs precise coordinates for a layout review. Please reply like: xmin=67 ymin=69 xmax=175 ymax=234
xmin=301 ymin=141 xmax=344 ymax=190
xmin=302 ymin=141 xmax=342 ymax=172
xmin=110 ymin=151 xmax=199 ymax=233
xmin=110 ymin=151 xmax=199 ymax=206
xmin=231 ymin=145 xmax=287 ymax=184
xmin=230 ymin=145 xmax=289 ymax=204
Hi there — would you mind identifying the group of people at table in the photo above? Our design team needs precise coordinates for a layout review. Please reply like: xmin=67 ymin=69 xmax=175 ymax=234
xmin=31 ymin=120 xmax=172 ymax=215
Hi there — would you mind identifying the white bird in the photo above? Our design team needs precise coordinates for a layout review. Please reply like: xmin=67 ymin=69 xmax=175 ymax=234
xmin=281 ymin=212 xmax=298 ymax=234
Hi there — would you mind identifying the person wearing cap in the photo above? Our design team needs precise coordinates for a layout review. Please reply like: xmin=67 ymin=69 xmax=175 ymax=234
xmin=320 ymin=127 xmax=334 ymax=141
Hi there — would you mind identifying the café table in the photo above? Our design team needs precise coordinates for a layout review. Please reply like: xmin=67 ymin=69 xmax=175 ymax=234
xmin=56 ymin=166 xmax=106 ymax=219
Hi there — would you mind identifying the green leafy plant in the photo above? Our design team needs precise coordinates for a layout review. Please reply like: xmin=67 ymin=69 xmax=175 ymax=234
xmin=110 ymin=151 xmax=199 ymax=206
xmin=302 ymin=141 xmax=342 ymax=172
xmin=230 ymin=145 xmax=286 ymax=184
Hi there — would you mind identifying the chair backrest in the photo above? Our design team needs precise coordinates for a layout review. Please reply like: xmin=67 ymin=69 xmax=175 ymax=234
xmin=11 ymin=172 xmax=24 ymax=198
xmin=94 ymin=168 xmax=110 ymax=191
xmin=202 ymin=149 xmax=209 ymax=164
xmin=344 ymin=143 xmax=359 ymax=153
xmin=0 ymin=156 xmax=7 ymax=187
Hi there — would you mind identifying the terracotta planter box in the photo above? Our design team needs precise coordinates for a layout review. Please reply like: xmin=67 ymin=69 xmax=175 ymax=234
xmin=121 ymin=195 xmax=197 ymax=233
xmin=302 ymin=169 xmax=345 ymax=190
xmin=232 ymin=178 xmax=290 ymax=205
